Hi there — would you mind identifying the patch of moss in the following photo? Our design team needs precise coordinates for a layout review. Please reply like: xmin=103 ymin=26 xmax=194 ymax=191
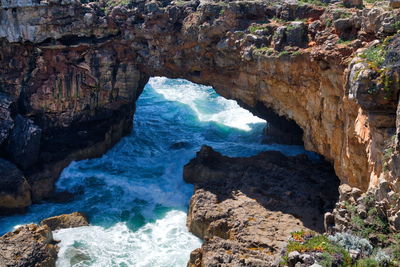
xmin=103 ymin=0 xmax=131 ymax=14
xmin=248 ymin=24 xmax=267 ymax=33
xmin=254 ymin=47 xmax=275 ymax=56
xmin=278 ymin=51 xmax=291 ymax=57
xmin=297 ymin=0 xmax=328 ymax=6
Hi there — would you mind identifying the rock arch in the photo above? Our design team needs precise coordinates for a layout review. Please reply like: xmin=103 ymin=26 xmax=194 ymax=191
xmin=0 ymin=0 xmax=399 ymax=211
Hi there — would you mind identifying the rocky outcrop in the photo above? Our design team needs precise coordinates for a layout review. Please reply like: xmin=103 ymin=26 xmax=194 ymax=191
xmin=0 ymin=212 xmax=90 ymax=266
xmin=0 ymin=224 xmax=58 ymax=267
xmin=40 ymin=212 xmax=89 ymax=231
xmin=184 ymin=145 xmax=339 ymax=266
xmin=0 ymin=0 xmax=399 ymax=214
xmin=0 ymin=159 xmax=31 ymax=214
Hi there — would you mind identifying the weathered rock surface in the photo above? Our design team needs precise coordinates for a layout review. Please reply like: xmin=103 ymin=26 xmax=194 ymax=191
xmin=0 ymin=212 xmax=90 ymax=266
xmin=0 ymin=224 xmax=58 ymax=267
xmin=40 ymin=212 xmax=89 ymax=231
xmin=0 ymin=159 xmax=31 ymax=214
xmin=185 ymin=146 xmax=339 ymax=266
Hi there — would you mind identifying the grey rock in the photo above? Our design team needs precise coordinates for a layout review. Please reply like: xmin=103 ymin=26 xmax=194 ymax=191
xmin=273 ymin=26 xmax=286 ymax=50
xmin=389 ymin=211 xmax=400 ymax=231
xmin=300 ymin=254 xmax=315 ymax=265
xmin=288 ymin=251 xmax=301 ymax=266
xmin=324 ymin=212 xmax=335 ymax=232
xmin=286 ymin=22 xmax=308 ymax=48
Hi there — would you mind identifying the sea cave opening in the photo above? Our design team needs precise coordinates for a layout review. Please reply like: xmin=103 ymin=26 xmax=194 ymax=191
xmin=0 ymin=77 xmax=339 ymax=266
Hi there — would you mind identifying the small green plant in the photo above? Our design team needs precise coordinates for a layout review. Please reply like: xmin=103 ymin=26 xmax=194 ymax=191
xmin=360 ymin=44 xmax=386 ymax=69
xmin=254 ymin=47 xmax=275 ymax=56
xmin=283 ymin=232 xmax=352 ymax=266
xmin=325 ymin=18 xmax=333 ymax=27
xmin=248 ymin=24 xmax=267 ymax=33
xmin=291 ymin=51 xmax=302 ymax=56
xmin=278 ymin=51 xmax=291 ymax=57
xmin=297 ymin=0 xmax=328 ymax=6
xmin=364 ymin=0 xmax=385 ymax=4
xmin=328 ymin=233 xmax=373 ymax=257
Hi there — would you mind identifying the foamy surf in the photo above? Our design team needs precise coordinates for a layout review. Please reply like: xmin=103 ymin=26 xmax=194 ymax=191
xmin=54 ymin=210 xmax=201 ymax=267
xmin=148 ymin=77 xmax=265 ymax=131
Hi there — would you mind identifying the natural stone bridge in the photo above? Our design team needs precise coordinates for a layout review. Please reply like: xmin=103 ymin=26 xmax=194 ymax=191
xmin=0 ymin=0 xmax=400 ymax=215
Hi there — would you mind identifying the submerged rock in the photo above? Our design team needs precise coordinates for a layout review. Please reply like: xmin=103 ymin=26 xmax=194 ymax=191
xmin=185 ymin=145 xmax=340 ymax=266
xmin=40 ymin=212 xmax=89 ymax=231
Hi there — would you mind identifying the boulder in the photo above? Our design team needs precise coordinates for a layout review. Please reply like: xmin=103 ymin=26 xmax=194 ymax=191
xmin=286 ymin=22 xmax=308 ymax=48
xmin=7 ymin=115 xmax=42 ymax=170
xmin=0 ymin=158 xmax=31 ymax=214
xmin=0 ymin=224 xmax=58 ymax=267
xmin=40 ymin=212 xmax=89 ymax=231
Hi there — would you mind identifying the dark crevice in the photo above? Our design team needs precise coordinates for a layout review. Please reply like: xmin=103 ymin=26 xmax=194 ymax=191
xmin=237 ymin=100 xmax=304 ymax=145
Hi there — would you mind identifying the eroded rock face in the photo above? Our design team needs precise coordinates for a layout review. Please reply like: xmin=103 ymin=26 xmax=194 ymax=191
xmin=0 ymin=224 xmax=58 ymax=267
xmin=184 ymin=146 xmax=339 ymax=266
xmin=0 ymin=0 xmax=399 ymax=210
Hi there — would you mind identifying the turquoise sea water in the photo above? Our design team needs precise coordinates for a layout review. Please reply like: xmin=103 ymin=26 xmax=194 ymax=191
xmin=0 ymin=77 xmax=313 ymax=266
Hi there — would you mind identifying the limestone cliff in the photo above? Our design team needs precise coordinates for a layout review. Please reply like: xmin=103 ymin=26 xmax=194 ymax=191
xmin=0 ymin=0 xmax=399 ymax=221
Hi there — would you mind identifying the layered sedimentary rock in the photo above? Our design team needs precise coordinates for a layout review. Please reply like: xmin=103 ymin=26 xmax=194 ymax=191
xmin=184 ymin=145 xmax=339 ymax=266
xmin=0 ymin=0 xmax=399 ymax=217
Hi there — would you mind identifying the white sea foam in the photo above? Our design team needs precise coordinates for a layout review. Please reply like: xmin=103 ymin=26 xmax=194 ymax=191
xmin=54 ymin=210 xmax=201 ymax=267
xmin=148 ymin=77 xmax=265 ymax=131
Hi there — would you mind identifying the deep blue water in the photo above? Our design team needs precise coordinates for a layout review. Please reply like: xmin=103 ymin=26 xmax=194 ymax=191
xmin=0 ymin=77 xmax=313 ymax=266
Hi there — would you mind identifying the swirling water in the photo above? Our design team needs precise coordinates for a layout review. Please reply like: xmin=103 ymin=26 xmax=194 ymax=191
xmin=0 ymin=77 xmax=313 ymax=266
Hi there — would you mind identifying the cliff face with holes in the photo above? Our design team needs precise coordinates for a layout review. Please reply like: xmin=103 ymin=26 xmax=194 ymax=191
xmin=0 ymin=0 xmax=399 ymax=217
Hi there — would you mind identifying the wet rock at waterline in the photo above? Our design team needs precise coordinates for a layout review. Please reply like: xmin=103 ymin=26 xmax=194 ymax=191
xmin=0 ymin=224 xmax=58 ymax=267
xmin=0 ymin=159 xmax=31 ymax=214
xmin=185 ymin=146 xmax=340 ymax=266
xmin=0 ymin=212 xmax=90 ymax=266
